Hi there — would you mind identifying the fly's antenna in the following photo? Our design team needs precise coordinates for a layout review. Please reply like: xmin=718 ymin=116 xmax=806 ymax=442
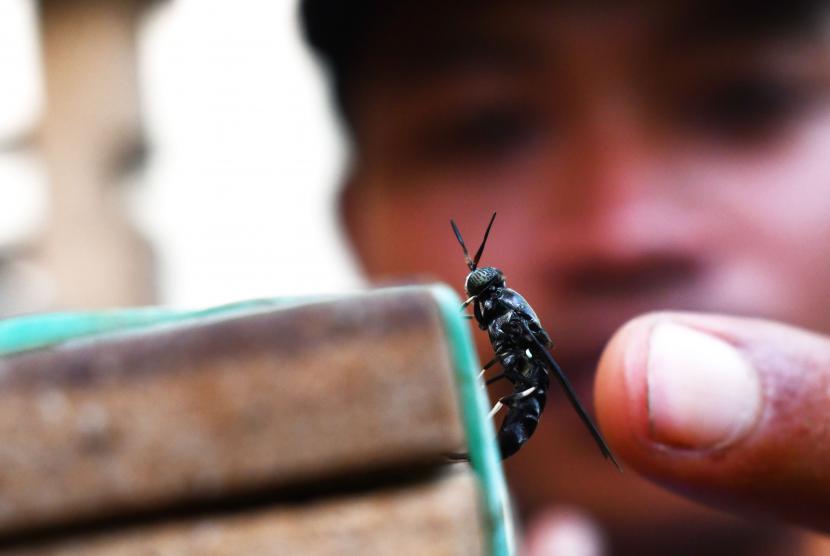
xmin=450 ymin=219 xmax=476 ymax=271
xmin=450 ymin=212 xmax=497 ymax=271
xmin=473 ymin=212 xmax=497 ymax=268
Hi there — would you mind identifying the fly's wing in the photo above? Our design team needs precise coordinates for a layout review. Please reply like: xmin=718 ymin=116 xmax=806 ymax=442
xmin=521 ymin=321 xmax=622 ymax=472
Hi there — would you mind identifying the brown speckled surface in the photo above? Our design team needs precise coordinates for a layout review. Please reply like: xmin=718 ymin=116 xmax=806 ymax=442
xmin=0 ymin=288 xmax=466 ymax=536
xmin=7 ymin=469 xmax=485 ymax=556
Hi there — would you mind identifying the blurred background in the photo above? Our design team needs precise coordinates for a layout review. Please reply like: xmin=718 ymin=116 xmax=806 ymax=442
xmin=0 ymin=0 xmax=358 ymax=318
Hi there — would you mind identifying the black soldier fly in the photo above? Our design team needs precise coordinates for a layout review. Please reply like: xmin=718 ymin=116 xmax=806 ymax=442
xmin=451 ymin=212 xmax=621 ymax=468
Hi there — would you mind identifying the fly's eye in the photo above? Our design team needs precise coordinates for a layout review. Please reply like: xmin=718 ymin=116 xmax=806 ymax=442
xmin=468 ymin=272 xmax=484 ymax=291
xmin=468 ymin=268 xmax=503 ymax=296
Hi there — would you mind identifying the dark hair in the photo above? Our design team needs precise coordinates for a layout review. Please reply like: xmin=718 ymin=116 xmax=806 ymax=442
xmin=299 ymin=0 xmax=387 ymax=119
xmin=300 ymin=1 xmax=828 ymax=120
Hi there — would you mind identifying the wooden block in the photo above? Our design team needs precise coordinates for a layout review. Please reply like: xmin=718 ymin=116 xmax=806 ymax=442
xmin=5 ymin=469 xmax=486 ymax=556
xmin=0 ymin=288 xmax=466 ymax=535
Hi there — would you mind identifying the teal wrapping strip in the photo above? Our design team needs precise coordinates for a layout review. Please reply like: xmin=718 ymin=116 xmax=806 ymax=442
xmin=429 ymin=285 xmax=515 ymax=556
xmin=0 ymin=299 xmax=297 ymax=356
xmin=0 ymin=286 xmax=514 ymax=554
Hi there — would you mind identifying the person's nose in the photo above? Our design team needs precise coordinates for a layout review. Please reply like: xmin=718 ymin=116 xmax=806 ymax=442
xmin=539 ymin=103 xmax=707 ymax=296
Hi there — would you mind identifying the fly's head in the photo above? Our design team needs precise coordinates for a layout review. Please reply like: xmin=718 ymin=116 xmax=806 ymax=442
xmin=465 ymin=266 xmax=505 ymax=297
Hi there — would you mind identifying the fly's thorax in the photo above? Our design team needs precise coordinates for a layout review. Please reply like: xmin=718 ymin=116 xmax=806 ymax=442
xmin=516 ymin=353 xmax=534 ymax=376
xmin=464 ymin=266 xmax=505 ymax=297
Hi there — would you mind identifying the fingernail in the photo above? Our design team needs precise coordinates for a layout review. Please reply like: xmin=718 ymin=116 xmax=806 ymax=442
xmin=646 ymin=322 xmax=762 ymax=450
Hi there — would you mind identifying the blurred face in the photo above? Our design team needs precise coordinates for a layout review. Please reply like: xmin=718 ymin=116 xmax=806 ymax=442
xmin=341 ymin=1 xmax=830 ymax=551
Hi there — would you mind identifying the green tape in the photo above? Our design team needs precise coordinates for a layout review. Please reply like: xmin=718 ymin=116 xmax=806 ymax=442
xmin=429 ymin=284 xmax=515 ymax=556
xmin=0 ymin=298 xmax=302 ymax=356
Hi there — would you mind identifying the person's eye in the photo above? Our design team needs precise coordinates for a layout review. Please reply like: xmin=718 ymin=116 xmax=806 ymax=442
xmin=419 ymin=103 xmax=543 ymax=163
xmin=677 ymin=73 xmax=820 ymax=143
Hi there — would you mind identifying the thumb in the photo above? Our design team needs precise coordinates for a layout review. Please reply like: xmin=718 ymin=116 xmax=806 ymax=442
xmin=595 ymin=312 xmax=830 ymax=532
xmin=521 ymin=509 xmax=605 ymax=556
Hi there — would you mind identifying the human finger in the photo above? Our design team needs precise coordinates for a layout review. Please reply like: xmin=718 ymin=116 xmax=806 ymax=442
xmin=595 ymin=312 xmax=830 ymax=532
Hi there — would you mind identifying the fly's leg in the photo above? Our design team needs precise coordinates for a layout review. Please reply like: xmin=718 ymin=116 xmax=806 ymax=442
xmin=488 ymin=386 xmax=536 ymax=420
xmin=477 ymin=357 xmax=500 ymax=380
xmin=460 ymin=295 xmax=477 ymax=320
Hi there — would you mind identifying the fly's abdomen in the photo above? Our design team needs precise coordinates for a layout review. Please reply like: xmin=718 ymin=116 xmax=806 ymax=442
xmin=496 ymin=387 xmax=547 ymax=459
